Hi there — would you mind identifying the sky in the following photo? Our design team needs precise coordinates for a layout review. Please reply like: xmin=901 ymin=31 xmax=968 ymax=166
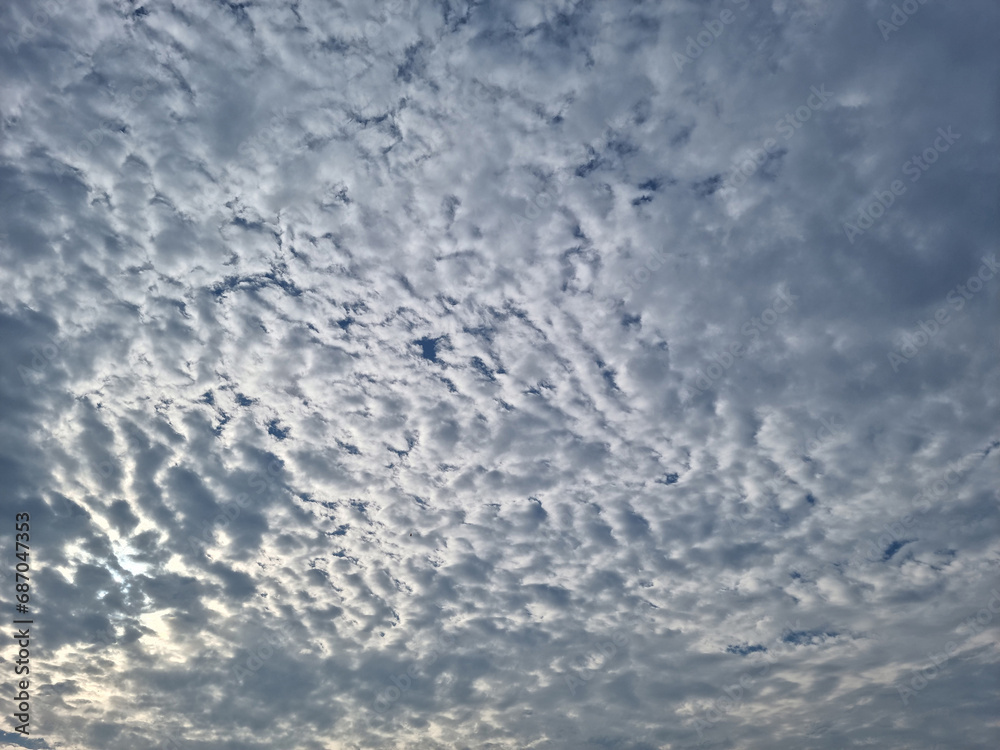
xmin=0 ymin=1 xmax=998 ymax=749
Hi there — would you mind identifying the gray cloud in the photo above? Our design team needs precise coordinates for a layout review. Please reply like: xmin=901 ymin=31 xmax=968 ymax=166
xmin=0 ymin=0 xmax=997 ymax=748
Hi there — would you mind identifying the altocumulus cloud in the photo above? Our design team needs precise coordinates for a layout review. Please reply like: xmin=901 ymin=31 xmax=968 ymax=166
xmin=0 ymin=1 xmax=998 ymax=749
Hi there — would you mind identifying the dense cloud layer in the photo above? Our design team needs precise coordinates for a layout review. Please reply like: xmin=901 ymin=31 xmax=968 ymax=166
xmin=0 ymin=1 xmax=997 ymax=748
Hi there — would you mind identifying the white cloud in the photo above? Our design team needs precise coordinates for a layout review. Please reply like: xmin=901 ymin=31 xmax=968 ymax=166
xmin=0 ymin=0 xmax=997 ymax=748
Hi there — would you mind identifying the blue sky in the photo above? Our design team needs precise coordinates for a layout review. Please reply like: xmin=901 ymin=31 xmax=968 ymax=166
xmin=0 ymin=1 xmax=998 ymax=748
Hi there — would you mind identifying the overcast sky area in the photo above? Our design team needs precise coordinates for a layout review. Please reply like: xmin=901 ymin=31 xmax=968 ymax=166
xmin=1 ymin=0 xmax=998 ymax=748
